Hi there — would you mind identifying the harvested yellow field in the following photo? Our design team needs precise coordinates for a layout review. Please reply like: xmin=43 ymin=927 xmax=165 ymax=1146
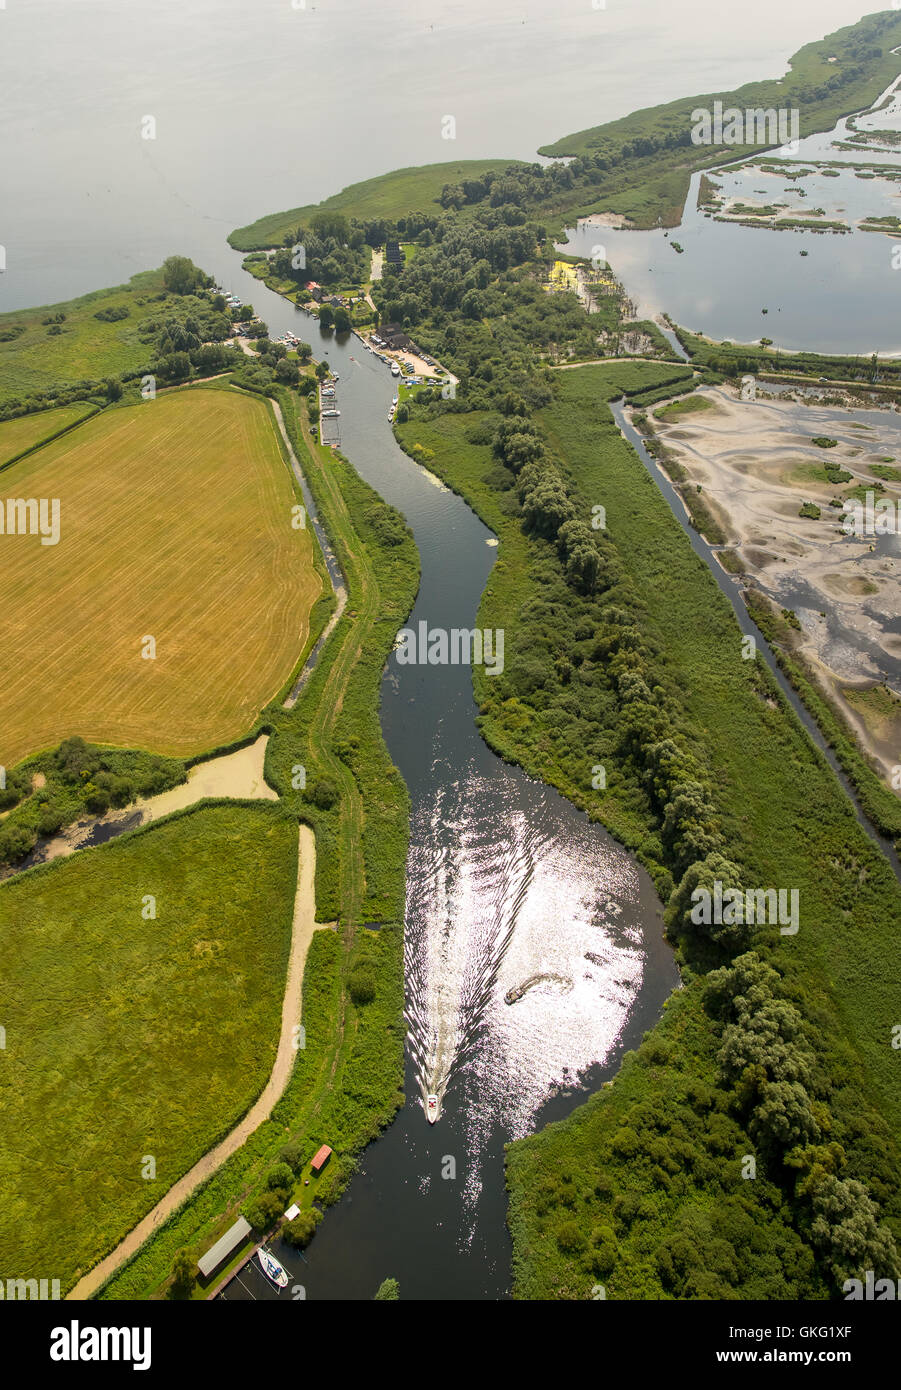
xmin=0 ymin=387 xmax=321 ymax=768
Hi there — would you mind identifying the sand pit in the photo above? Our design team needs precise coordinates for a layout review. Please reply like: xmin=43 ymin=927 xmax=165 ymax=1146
xmin=33 ymin=735 xmax=277 ymax=867
xmin=648 ymin=385 xmax=901 ymax=783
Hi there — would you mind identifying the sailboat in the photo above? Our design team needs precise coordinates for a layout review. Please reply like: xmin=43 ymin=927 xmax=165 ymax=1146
xmin=257 ymin=1247 xmax=289 ymax=1288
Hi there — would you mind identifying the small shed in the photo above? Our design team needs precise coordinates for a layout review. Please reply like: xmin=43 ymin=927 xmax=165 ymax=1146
xmin=311 ymin=1144 xmax=333 ymax=1174
xmin=197 ymin=1216 xmax=251 ymax=1279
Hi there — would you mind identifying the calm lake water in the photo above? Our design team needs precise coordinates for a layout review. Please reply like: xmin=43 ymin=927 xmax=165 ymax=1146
xmin=560 ymin=107 xmax=901 ymax=355
xmin=2 ymin=0 xmax=894 ymax=1301
xmin=0 ymin=0 xmax=885 ymax=313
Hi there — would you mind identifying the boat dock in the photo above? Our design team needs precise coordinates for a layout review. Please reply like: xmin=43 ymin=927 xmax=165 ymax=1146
xmin=319 ymin=378 xmax=341 ymax=447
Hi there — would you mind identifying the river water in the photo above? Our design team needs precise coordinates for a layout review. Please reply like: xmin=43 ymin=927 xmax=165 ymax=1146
xmin=2 ymin=0 xmax=894 ymax=1302
xmin=251 ymin=315 xmax=678 ymax=1299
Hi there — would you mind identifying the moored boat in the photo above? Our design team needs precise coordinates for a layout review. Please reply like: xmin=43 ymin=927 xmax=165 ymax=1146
xmin=256 ymin=1247 xmax=289 ymax=1288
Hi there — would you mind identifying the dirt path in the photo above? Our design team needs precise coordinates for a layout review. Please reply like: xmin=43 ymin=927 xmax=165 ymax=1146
xmin=68 ymin=825 xmax=325 ymax=1301
xmin=552 ymin=356 xmax=691 ymax=371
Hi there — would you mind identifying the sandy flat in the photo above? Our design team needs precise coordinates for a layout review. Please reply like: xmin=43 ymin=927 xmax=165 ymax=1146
xmin=31 ymin=735 xmax=278 ymax=868
xmin=647 ymin=385 xmax=901 ymax=784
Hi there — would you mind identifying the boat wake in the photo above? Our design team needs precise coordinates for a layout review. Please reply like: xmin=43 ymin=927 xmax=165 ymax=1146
xmin=404 ymin=765 xmax=548 ymax=1121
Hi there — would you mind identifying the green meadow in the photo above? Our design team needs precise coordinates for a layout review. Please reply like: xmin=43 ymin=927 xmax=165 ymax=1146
xmin=0 ymin=803 xmax=298 ymax=1292
xmin=537 ymin=11 xmax=901 ymax=228
xmin=0 ymin=268 xmax=189 ymax=409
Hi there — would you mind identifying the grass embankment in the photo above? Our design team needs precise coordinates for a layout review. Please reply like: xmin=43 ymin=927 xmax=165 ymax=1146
xmin=98 ymin=380 xmax=419 ymax=1299
xmin=399 ymin=362 xmax=901 ymax=1297
xmin=0 ymin=388 xmax=320 ymax=769
xmin=673 ymin=326 xmax=901 ymax=396
xmin=0 ymin=802 xmax=298 ymax=1293
xmin=0 ymin=402 xmax=99 ymax=468
xmin=395 ymin=361 xmax=696 ymax=868
xmin=743 ymin=591 xmax=901 ymax=846
xmin=653 ymin=395 xmax=716 ymax=422
xmin=536 ymin=11 xmax=901 ymax=229
xmin=229 ymin=159 xmax=524 ymax=250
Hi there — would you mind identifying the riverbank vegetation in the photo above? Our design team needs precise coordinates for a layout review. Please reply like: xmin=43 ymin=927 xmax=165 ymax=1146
xmin=395 ymin=363 xmax=901 ymax=1297
xmin=673 ymin=326 xmax=901 ymax=399
xmin=228 ymin=160 xmax=526 ymax=251
xmin=371 ymin=153 xmax=901 ymax=1294
xmin=0 ymin=802 xmax=298 ymax=1293
xmin=0 ymin=737 xmax=185 ymax=870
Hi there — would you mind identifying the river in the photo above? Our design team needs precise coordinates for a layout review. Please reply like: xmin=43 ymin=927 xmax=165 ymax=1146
xmin=226 ymin=301 xmax=679 ymax=1300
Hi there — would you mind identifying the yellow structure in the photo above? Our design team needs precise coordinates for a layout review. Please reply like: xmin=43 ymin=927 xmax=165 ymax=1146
xmin=549 ymin=259 xmax=580 ymax=291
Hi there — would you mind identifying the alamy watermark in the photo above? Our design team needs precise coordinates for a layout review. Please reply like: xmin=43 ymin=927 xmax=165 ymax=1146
xmin=0 ymin=497 xmax=60 ymax=545
xmin=842 ymin=492 xmax=901 ymax=537
xmin=395 ymin=621 xmax=504 ymax=675
xmin=50 ymin=1322 xmax=151 ymax=1371
xmin=690 ymin=880 xmax=799 ymax=935
xmin=691 ymin=102 xmax=800 ymax=153
xmin=0 ymin=1277 xmax=61 ymax=1299
xmin=843 ymin=1271 xmax=901 ymax=1300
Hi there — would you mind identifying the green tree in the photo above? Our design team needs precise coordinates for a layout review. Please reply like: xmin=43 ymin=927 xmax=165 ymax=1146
xmin=807 ymin=1174 xmax=900 ymax=1283
xmin=244 ymin=1191 xmax=283 ymax=1231
xmin=374 ymin=1277 xmax=399 ymax=1300
xmin=308 ymin=777 xmax=339 ymax=809
xmin=162 ymin=255 xmax=204 ymax=295
xmin=279 ymin=1141 xmax=306 ymax=1174
xmin=266 ymin=1162 xmax=295 ymax=1194
xmin=170 ymin=1249 xmax=195 ymax=1299
xmin=348 ymin=966 xmax=376 ymax=1006
xmin=275 ymin=359 xmax=300 ymax=386
xmin=282 ymin=1209 xmax=321 ymax=1248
